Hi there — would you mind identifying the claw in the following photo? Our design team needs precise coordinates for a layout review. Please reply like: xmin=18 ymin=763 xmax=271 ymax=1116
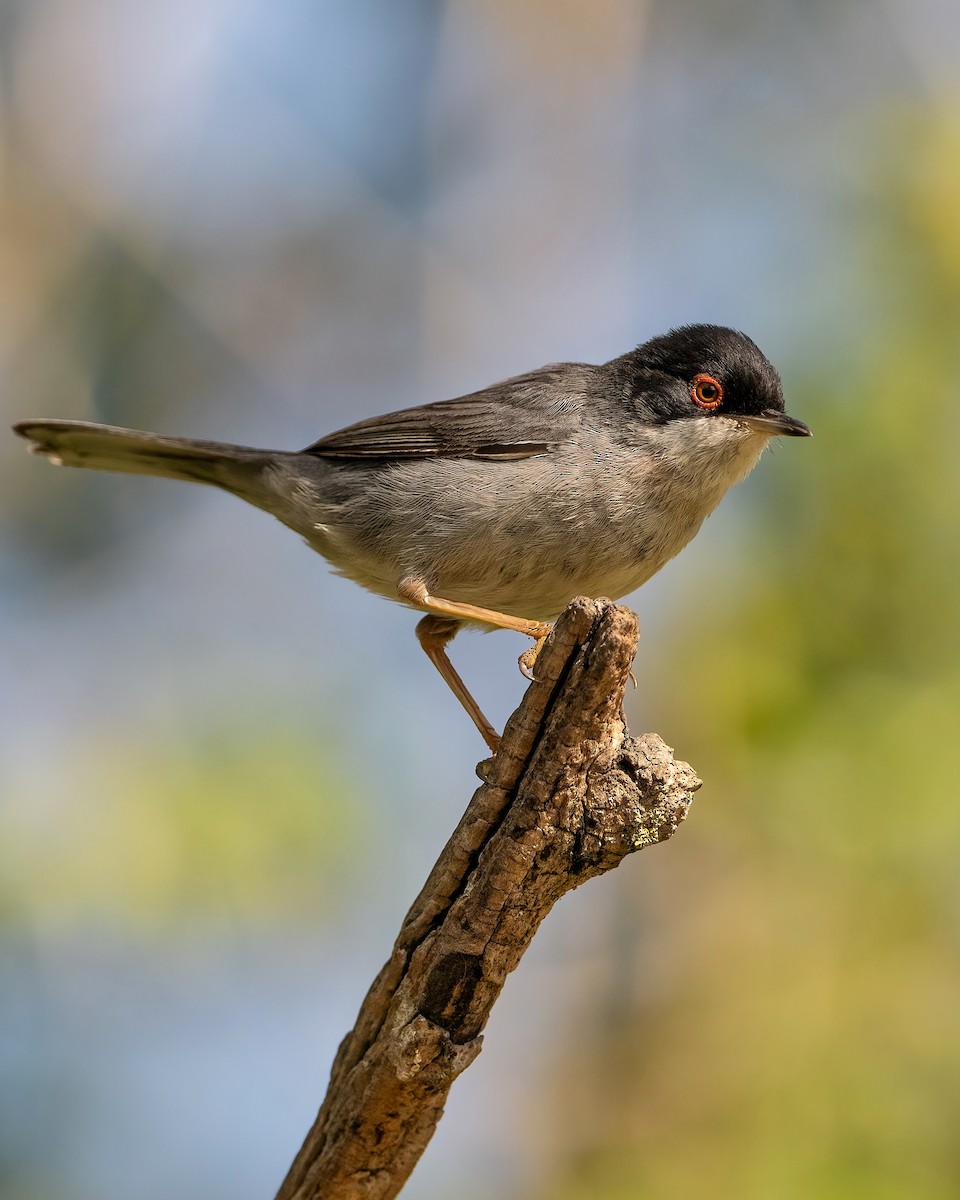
xmin=518 ymin=631 xmax=551 ymax=682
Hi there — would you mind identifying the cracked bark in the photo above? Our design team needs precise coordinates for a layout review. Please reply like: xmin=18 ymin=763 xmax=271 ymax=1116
xmin=275 ymin=596 xmax=701 ymax=1200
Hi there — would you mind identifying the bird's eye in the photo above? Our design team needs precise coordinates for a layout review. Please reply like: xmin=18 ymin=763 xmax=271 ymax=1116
xmin=691 ymin=374 xmax=724 ymax=410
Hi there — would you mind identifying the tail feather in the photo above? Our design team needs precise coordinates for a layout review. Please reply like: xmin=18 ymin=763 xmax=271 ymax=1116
xmin=12 ymin=419 xmax=276 ymax=489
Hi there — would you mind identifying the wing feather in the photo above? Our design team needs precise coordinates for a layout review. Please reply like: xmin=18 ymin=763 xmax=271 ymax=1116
xmin=304 ymin=366 xmax=590 ymax=461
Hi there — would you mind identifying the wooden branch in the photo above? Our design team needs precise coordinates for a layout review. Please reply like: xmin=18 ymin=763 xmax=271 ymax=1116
xmin=275 ymin=597 xmax=701 ymax=1200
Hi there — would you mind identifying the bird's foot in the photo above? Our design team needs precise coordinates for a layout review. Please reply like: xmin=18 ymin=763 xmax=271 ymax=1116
xmin=518 ymin=627 xmax=552 ymax=681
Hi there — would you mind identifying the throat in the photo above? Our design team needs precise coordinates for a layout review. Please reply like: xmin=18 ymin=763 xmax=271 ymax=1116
xmin=657 ymin=418 xmax=769 ymax=490
xmin=634 ymin=422 xmax=771 ymax=558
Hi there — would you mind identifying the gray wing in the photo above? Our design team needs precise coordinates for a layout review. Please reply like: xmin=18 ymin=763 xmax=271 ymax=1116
xmin=304 ymin=365 xmax=591 ymax=461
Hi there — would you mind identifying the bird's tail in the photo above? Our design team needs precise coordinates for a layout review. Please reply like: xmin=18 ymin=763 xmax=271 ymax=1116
xmin=12 ymin=419 xmax=277 ymax=493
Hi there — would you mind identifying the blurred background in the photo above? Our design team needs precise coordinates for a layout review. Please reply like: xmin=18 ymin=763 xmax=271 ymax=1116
xmin=2 ymin=1 xmax=959 ymax=1197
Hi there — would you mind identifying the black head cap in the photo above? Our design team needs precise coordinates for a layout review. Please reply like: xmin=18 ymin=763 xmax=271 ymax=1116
xmin=610 ymin=324 xmax=810 ymax=437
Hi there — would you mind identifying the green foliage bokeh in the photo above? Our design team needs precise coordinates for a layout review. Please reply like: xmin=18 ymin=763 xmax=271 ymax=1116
xmin=537 ymin=107 xmax=960 ymax=1200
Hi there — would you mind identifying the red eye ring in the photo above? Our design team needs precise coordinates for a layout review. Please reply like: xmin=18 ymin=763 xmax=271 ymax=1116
xmin=691 ymin=373 xmax=724 ymax=410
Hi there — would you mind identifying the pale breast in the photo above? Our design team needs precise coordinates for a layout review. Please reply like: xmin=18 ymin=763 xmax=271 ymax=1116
xmin=263 ymin=418 xmax=772 ymax=621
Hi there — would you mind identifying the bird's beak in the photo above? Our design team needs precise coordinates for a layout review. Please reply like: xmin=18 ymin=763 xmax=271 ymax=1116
xmin=733 ymin=410 xmax=812 ymax=437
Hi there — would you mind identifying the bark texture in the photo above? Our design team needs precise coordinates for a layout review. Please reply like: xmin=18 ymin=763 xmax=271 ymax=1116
xmin=276 ymin=596 xmax=701 ymax=1200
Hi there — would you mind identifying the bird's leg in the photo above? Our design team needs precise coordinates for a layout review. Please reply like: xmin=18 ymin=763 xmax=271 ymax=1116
xmin=415 ymin=614 xmax=501 ymax=753
xmin=398 ymin=578 xmax=553 ymax=641
xmin=400 ymin=578 xmax=555 ymax=748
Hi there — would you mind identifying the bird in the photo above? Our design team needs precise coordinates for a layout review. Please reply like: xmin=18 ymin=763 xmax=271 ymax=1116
xmin=13 ymin=323 xmax=810 ymax=752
